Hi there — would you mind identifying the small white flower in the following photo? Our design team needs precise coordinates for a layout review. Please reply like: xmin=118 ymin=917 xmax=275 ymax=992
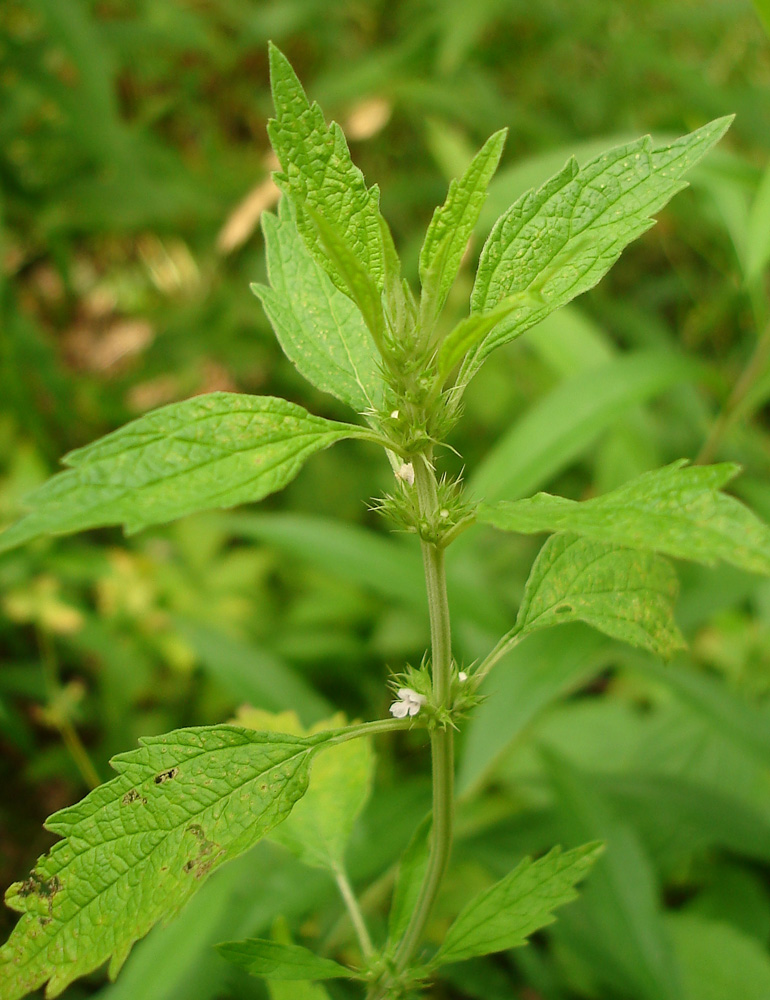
xmin=395 ymin=462 xmax=415 ymax=486
xmin=458 ymin=671 xmax=468 ymax=683
xmin=389 ymin=687 xmax=426 ymax=718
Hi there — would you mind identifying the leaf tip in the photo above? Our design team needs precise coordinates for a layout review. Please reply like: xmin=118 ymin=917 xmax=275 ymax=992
xmin=268 ymin=43 xmax=304 ymax=112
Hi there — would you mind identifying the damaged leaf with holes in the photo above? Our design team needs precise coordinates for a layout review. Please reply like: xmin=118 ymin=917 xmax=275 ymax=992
xmin=0 ymin=725 xmax=339 ymax=1000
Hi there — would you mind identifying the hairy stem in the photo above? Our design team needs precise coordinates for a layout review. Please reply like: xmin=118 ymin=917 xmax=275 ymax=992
xmin=391 ymin=455 xmax=455 ymax=972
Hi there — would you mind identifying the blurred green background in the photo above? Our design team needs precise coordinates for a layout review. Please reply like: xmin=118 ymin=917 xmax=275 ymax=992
xmin=3 ymin=1 xmax=770 ymax=998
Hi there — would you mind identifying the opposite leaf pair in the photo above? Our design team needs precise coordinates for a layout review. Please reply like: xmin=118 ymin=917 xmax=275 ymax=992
xmin=0 ymin=40 xmax=750 ymax=1000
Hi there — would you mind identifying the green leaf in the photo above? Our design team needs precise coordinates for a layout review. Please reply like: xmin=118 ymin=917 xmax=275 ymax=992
xmin=224 ymin=512 xmax=507 ymax=632
xmin=307 ymin=207 xmax=386 ymax=348
xmin=438 ymin=293 xmax=540 ymax=378
xmin=254 ymin=200 xmax=383 ymax=413
xmin=458 ymin=626 xmax=610 ymax=795
xmin=751 ymin=0 xmax=770 ymax=39
xmin=669 ymin=913 xmax=770 ymax=1000
xmin=235 ymin=710 xmax=374 ymax=871
xmin=745 ymin=161 xmax=770 ymax=280
xmin=431 ymin=842 xmax=603 ymax=966
xmin=461 ymin=117 xmax=733 ymax=383
xmin=268 ymin=978 xmax=332 ymax=1000
xmin=543 ymin=749 xmax=682 ymax=1000
xmin=225 ymin=512 xmax=426 ymax=608
xmin=0 ymin=393 xmax=371 ymax=553
xmin=468 ymin=351 xmax=698 ymax=505
xmin=515 ymin=534 xmax=685 ymax=657
xmin=632 ymin=658 xmax=770 ymax=768
xmin=216 ymin=938 xmax=358 ymax=981
xmin=267 ymin=43 xmax=387 ymax=293
xmin=479 ymin=460 xmax=770 ymax=576
xmin=94 ymin=852 xmax=255 ymax=1000
xmin=0 ymin=725 xmax=338 ymax=1000
xmin=388 ymin=815 xmax=431 ymax=941
xmin=175 ymin=623 xmax=332 ymax=724
xmin=420 ymin=130 xmax=507 ymax=324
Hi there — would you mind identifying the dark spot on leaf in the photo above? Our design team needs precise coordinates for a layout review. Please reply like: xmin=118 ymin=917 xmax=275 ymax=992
xmin=38 ymin=917 xmax=52 ymax=927
xmin=554 ymin=604 xmax=573 ymax=614
xmin=122 ymin=788 xmax=147 ymax=805
xmin=182 ymin=825 xmax=224 ymax=879
xmin=191 ymin=849 xmax=225 ymax=880
xmin=18 ymin=873 xmax=62 ymax=916
xmin=154 ymin=767 xmax=179 ymax=784
xmin=18 ymin=873 xmax=62 ymax=900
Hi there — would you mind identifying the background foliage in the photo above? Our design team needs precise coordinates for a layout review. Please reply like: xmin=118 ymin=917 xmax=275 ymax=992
xmin=2 ymin=1 xmax=770 ymax=997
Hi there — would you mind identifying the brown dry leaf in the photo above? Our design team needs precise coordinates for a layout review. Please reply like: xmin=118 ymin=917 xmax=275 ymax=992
xmin=64 ymin=318 xmax=154 ymax=372
xmin=344 ymin=96 xmax=392 ymax=140
xmin=126 ymin=374 xmax=183 ymax=413
xmin=91 ymin=319 xmax=154 ymax=370
xmin=198 ymin=359 xmax=238 ymax=394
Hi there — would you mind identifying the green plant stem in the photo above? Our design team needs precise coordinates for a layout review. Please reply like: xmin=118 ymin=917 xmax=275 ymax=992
xmin=333 ymin=862 xmax=374 ymax=959
xmin=474 ymin=630 xmax=523 ymax=685
xmin=390 ymin=455 xmax=455 ymax=973
xmin=38 ymin=629 xmax=101 ymax=790
xmin=696 ymin=319 xmax=770 ymax=464
xmin=328 ymin=717 xmax=414 ymax=746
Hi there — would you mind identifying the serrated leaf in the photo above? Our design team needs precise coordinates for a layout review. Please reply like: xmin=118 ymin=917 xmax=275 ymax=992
xmin=438 ymin=293 xmax=540 ymax=378
xmin=431 ymin=842 xmax=603 ymax=966
xmin=0 ymin=725 xmax=338 ymax=1000
xmin=254 ymin=199 xmax=383 ymax=413
xmin=234 ymin=709 xmax=374 ymax=871
xmin=515 ymin=534 xmax=685 ymax=657
xmin=420 ymin=129 xmax=507 ymax=324
xmin=267 ymin=43 xmax=386 ymax=293
xmin=216 ymin=938 xmax=359 ymax=981
xmin=460 ymin=117 xmax=733 ymax=384
xmin=388 ymin=815 xmax=431 ymax=941
xmin=0 ymin=393 xmax=371 ymax=553
xmin=307 ymin=207 xmax=386 ymax=348
xmin=479 ymin=460 xmax=770 ymax=575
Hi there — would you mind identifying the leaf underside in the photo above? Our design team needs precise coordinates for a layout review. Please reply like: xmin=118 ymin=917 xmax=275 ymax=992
xmin=459 ymin=116 xmax=733 ymax=384
xmin=0 ymin=392 xmax=364 ymax=553
xmin=515 ymin=533 xmax=685 ymax=658
xmin=0 ymin=725 xmax=335 ymax=1000
xmin=234 ymin=708 xmax=374 ymax=871
xmin=256 ymin=199 xmax=383 ymax=413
